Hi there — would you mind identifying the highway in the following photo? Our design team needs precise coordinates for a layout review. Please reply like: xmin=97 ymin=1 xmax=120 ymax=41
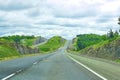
xmin=0 ymin=53 xmax=54 ymax=80
xmin=0 ymin=42 xmax=104 ymax=80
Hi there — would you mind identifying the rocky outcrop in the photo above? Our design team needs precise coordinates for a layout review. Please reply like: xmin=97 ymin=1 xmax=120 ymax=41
xmin=34 ymin=37 xmax=47 ymax=45
xmin=80 ymin=39 xmax=120 ymax=60
xmin=14 ymin=43 xmax=39 ymax=54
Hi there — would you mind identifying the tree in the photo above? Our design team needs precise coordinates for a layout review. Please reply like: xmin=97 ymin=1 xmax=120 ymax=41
xmin=118 ymin=17 xmax=120 ymax=25
xmin=114 ymin=30 xmax=119 ymax=37
xmin=107 ymin=29 xmax=114 ymax=38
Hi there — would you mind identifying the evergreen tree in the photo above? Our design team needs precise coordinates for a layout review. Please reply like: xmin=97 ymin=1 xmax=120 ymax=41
xmin=108 ymin=29 xmax=114 ymax=38
xmin=114 ymin=30 xmax=119 ymax=37
xmin=118 ymin=17 xmax=120 ymax=25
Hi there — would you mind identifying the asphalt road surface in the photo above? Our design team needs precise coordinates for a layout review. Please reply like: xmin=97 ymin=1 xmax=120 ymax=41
xmin=0 ymin=42 xmax=103 ymax=80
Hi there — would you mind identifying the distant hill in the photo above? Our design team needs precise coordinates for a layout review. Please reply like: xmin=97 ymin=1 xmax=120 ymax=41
xmin=39 ymin=36 xmax=66 ymax=53
xmin=33 ymin=36 xmax=47 ymax=45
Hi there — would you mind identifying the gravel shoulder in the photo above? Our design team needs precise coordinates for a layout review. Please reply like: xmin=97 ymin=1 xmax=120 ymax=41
xmin=67 ymin=53 xmax=120 ymax=80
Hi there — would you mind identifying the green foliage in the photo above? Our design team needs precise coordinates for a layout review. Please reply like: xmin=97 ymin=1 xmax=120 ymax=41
xmin=21 ymin=38 xmax=37 ymax=46
xmin=76 ymin=34 xmax=105 ymax=50
xmin=101 ymin=35 xmax=108 ymax=40
xmin=39 ymin=36 xmax=66 ymax=53
xmin=90 ymin=36 xmax=120 ymax=49
xmin=118 ymin=17 xmax=120 ymax=25
xmin=93 ymin=40 xmax=109 ymax=49
xmin=0 ymin=42 xmax=20 ymax=59
xmin=0 ymin=35 xmax=37 ymax=46
xmin=114 ymin=30 xmax=119 ymax=38
xmin=0 ymin=35 xmax=38 ymax=59
xmin=0 ymin=35 xmax=35 ymax=43
xmin=107 ymin=29 xmax=114 ymax=38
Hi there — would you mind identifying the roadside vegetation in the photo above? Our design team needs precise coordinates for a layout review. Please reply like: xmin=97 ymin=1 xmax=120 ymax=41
xmin=0 ymin=35 xmax=41 ymax=60
xmin=68 ymin=17 xmax=120 ymax=61
xmin=0 ymin=40 xmax=20 ymax=60
xmin=39 ymin=36 xmax=66 ymax=53
xmin=69 ymin=30 xmax=120 ymax=60
xmin=75 ymin=34 xmax=107 ymax=50
xmin=0 ymin=35 xmax=66 ymax=60
xmin=0 ymin=35 xmax=37 ymax=46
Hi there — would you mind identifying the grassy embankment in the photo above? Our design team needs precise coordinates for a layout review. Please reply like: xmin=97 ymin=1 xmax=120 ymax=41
xmin=0 ymin=35 xmax=38 ymax=47
xmin=0 ymin=35 xmax=39 ymax=60
xmin=0 ymin=40 xmax=20 ymax=60
xmin=21 ymin=37 xmax=38 ymax=47
xmin=0 ymin=35 xmax=66 ymax=60
xmin=69 ymin=34 xmax=120 ymax=61
xmin=39 ymin=36 xmax=66 ymax=53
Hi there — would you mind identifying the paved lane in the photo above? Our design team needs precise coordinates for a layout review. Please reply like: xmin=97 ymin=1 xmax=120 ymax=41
xmin=0 ymin=53 xmax=54 ymax=79
xmin=8 ymin=44 xmax=102 ymax=80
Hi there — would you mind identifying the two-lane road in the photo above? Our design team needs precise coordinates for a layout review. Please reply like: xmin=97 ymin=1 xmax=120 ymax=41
xmin=0 ymin=42 xmax=103 ymax=80
xmin=0 ymin=53 xmax=55 ymax=80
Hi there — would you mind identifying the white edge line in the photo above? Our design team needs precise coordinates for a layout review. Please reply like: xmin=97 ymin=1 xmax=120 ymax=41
xmin=2 ymin=69 xmax=23 ymax=80
xmin=16 ymin=70 xmax=22 ymax=73
xmin=33 ymin=62 xmax=38 ymax=65
xmin=1 ymin=73 xmax=16 ymax=80
xmin=67 ymin=55 xmax=107 ymax=80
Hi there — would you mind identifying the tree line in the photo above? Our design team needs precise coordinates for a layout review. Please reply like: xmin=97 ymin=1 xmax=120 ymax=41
xmin=75 ymin=17 xmax=120 ymax=51
xmin=0 ymin=35 xmax=35 ymax=43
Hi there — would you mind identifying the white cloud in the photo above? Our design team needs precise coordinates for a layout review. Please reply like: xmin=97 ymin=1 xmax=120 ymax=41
xmin=0 ymin=0 xmax=120 ymax=39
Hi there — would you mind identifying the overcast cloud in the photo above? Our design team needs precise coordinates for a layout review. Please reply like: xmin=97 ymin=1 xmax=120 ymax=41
xmin=0 ymin=0 xmax=120 ymax=39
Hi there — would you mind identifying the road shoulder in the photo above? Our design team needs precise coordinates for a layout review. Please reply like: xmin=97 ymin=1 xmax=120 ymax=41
xmin=66 ymin=53 xmax=120 ymax=80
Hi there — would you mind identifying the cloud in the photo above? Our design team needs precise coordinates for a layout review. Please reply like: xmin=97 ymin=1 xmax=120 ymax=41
xmin=0 ymin=0 xmax=37 ymax=11
xmin=46 ymin=0 xmax=100 ymax=18
xmin=0 ymin=0 xmax=120 ymax=39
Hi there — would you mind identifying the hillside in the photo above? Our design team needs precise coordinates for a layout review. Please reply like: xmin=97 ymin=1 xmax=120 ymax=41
xmin=21 ymin=36 xmax=46 ymax=47
xmin=70 ymin=34 xmax=106 ymax=51
xmin=0 ymin=35 xmax=47 ymax=49
xmin=0 ymin=35 xmax=46 ymax=47
xmin=70 ymin=34 xmax=120 ymax=61
xmin=0 ymin=35 xmax=35 ymax=43
xmin=33 ymin=36 xmax=47 ymax=45
xmin=79 ymin=37 xmax=120 ymax=60
xmin=0 ymin=40 xmax=20 ymax=59
xmin=0 ymin=35 xmax=46 ymax=60
xmin=39 ymin=36 xmax=66 ymax=53
xmin=0 ymin=35 xmax=66 ymax=59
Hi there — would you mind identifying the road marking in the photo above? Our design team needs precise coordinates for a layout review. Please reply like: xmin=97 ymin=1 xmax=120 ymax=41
xmin=1 ymin=69 xmax=24 ymax=80
xmin=42 ymin=59 xmax=50 ymax=62
xmin=67 ymin=55 xmax=107 ymax=80
xmin=1 ymin=73 xmax=16 ymax=80
xmin=33 ymin=62 xmax=38 ymax=65
xmin=16 ymin=70 xmax=22 ymax=73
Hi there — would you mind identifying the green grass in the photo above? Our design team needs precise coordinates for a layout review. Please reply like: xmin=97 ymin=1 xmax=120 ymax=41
xmin=73 ymin=37 xmax=79 ymax=51
xmin=0 ymin=35 xmax=38 ymax=47
xmin=78 ymin=38 xmax=117 ymax=53
xmin=92 ymin=36 xmax=120 ymax=49
xmin=73 ymin=34 xmax=120 ymax=51
xmin=76 ymin=34 xmax=106 ymax=50
xmin=69 ymin=35 xmax=120 ymax=61
xmin=21 ymin=38 xmax=37 ymax=46
xmin=115 ymin=60 xmax=120 ymax=63
xmin=0 ymin=36 xmax=44 ymax=60
xmin=0 ymin=43 xmax=20 ymax=59
xmin=92 ymin=40 xmax=109 ymax=49
xmin=39 ymin=36 xmax=66 ymax=53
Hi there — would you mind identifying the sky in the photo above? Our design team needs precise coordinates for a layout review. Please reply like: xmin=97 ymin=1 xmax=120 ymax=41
xmin=0 ymin=0 xmax=120 ymax=39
